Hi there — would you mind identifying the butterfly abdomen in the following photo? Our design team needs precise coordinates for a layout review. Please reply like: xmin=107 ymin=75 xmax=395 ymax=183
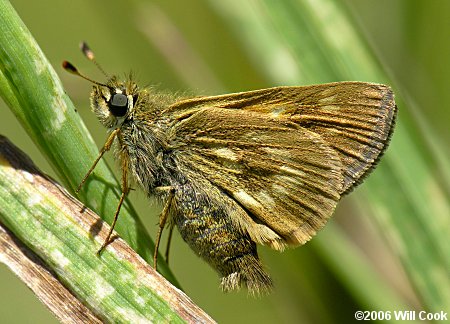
xmin=172 ymin=184 xmax=272 ymax=295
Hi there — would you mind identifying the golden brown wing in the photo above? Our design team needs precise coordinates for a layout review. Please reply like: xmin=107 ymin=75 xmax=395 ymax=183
xmin=169 ymin=82 xmax=397 ymax=194
xmin=170 ymin=108 xmax=344 ymax=249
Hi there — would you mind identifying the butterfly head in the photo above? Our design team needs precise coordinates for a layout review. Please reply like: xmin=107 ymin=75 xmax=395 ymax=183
xmin=90 ymin=77 xmax=140 ymax=129
xmin=62 ymin=59 xmax=141 ymax=129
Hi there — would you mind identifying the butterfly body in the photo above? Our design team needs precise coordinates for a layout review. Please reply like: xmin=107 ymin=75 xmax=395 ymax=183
xmin=87 ymin=77 xmax=397 ymax=294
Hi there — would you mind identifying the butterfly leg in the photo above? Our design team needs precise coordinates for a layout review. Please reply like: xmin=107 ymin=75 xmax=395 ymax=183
xmin=76 ymin=128 xmax=120 ymax=193
xmin=97 ymin=153 xmax=130 ymax=255
xmin=153 ymin=186 xmax=175 ymax=271
xmin=164 ymin=222 xmax=175 ymax=266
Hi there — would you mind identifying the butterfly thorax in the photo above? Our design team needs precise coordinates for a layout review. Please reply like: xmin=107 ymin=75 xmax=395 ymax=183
xmin=90 ymin=78 xmax=179 ymax=192
xmin=119 ymin=116 xmax=177 ymax=192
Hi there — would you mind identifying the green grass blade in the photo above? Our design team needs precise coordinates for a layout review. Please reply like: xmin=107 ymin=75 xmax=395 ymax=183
xmin=0 ymin=0 xmax=177 ymax=284
xmin=0 ymin=136 xmax=212 ymax=322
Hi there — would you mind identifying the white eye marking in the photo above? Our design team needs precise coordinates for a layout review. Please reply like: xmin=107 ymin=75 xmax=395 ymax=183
xmin=101 ymin=89 xmax=111 ymax=101
xmin=127 ymin=94 xmax=134 ymax=109
xmin=115 ymin=89 xmax=123 ymax=94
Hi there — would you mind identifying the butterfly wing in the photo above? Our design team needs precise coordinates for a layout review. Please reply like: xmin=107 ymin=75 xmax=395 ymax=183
xmin=170 ymin=107 xmax=344 ymax=249
xmin=169 ymin=82 xmax=397 ymax=194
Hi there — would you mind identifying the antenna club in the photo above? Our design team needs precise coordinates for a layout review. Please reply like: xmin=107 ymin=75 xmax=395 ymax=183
xmin=61 ymin=59 xmax=108 ymax=88
xmin=78 ymin=42 xmax=110 ymax=78
xmin=80 ymin=41 xmax=95 ymax=61
xmin=62 ymin=61 xmax=78 ymax=74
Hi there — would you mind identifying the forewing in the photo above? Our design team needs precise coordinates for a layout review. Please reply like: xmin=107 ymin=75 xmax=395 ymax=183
xmin=169 ymin=82 xmax=397 ymax=194
xmin=171 ymin=108 xmax=344 ymax=247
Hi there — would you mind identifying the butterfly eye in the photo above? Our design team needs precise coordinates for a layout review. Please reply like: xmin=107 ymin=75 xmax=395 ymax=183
xmin=108 ymin=93 xmax=128 ymax=117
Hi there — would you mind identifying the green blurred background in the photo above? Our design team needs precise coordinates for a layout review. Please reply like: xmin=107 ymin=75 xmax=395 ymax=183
xmin=1 ymin=0 xmax=449 ymax=323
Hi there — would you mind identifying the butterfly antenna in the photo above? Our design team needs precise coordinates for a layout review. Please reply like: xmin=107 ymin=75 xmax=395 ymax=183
xmin=80 ymin=41 xmax=110 ymax=79
xmin=62 ymin=60 xmax=108 ymax=87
